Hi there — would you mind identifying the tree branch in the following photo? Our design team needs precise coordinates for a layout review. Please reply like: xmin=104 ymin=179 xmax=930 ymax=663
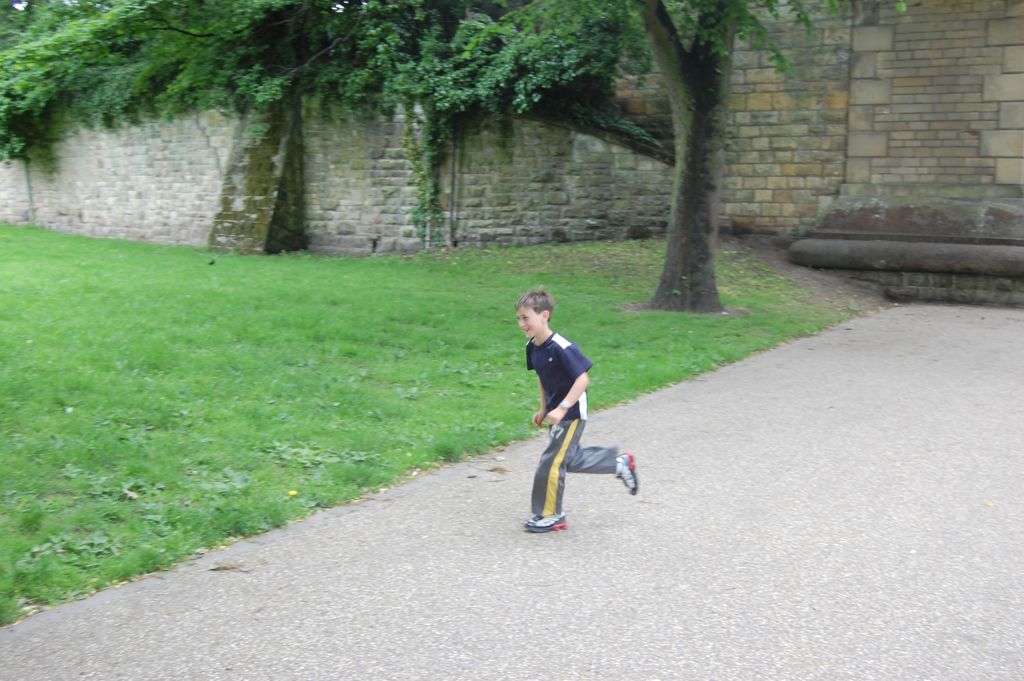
xmin=282 ymin=12 xmax=364 ymax=77
xmin=143 ymin=17 xmax=216 ymax=39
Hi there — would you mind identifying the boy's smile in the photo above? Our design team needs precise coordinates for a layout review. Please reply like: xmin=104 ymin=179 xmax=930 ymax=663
xmin=516 ymin=306 xmax=551 ymax=345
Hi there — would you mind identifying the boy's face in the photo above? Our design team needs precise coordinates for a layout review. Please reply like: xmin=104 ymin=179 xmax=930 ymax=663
xmin=516 ymin=305 xmax=550 ymax=341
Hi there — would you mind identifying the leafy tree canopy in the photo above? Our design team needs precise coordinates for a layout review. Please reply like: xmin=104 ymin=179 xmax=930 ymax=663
xmin=0 ymin=0 xmax=646 ymax=160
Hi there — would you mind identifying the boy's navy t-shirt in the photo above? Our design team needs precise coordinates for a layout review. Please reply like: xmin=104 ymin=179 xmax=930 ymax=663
xmin=526 ymin=332 xmax=592 ymax=421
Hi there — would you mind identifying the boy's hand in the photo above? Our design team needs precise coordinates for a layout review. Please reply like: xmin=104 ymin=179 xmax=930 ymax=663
xmin=532 ymin=410 xmax=547 ymax=427
xmin=545 ymin=406 xmax=567 ymax=425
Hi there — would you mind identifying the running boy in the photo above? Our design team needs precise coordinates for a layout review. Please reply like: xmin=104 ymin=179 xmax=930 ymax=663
xmin=515 ymin=288 xmax=638 ymax=533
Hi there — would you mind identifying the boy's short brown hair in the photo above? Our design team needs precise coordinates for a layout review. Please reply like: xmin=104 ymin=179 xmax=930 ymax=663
xmin=516 ymin=288 xmax=554 ymax=314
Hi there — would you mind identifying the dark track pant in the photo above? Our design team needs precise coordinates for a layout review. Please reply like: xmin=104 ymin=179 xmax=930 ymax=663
xmin=531 ymin=419 xmax=619 ymax=517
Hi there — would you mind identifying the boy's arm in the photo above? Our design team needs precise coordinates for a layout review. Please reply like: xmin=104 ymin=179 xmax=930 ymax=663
xmin=545 ymin=371 xmax=590 ymax=425
xmin=532 ymin=378 xmax=547 ymax=427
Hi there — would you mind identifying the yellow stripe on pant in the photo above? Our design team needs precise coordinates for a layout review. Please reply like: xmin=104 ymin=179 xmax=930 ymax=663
xmin=543 ymin=419 xmax=578 ymax=517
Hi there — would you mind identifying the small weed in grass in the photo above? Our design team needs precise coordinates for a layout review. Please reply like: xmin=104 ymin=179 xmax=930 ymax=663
xmin=0 ymin=224 xmax=860 ymax=624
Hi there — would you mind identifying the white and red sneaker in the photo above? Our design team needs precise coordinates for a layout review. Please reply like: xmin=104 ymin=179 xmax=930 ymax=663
xmin=524 ymin=512 xmax=568 ymax=533
xmin=616 ymin=452 xmax=639 ymax=495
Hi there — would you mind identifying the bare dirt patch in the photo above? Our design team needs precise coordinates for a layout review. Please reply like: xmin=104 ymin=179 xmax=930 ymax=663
xmin=725 ymin=234 xmax=892 ymax=315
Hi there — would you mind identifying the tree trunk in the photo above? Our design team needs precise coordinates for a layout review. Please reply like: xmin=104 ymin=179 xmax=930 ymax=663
xmin=645 ymin=0 xmax=732 ymax=313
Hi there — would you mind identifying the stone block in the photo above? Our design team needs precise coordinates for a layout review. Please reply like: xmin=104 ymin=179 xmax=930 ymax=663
xmin=1007 ymin=46 xmax=1024 ymax=73
xmin=988 ymin=17 xmax=1024 ymax=46
xmin=770 ymin=137 xmax=799 ymax=151
xmin=747 ymin=93 xmax=774 ymax=110
xmin=822 ymin=110 xmax=847 ymax=124
xmin=376 ymin=236 xmax=421 ymax=254
xmin=747 ymin=68 xmax=783 ymax=84
xmin=980 ymin=130 xmax=1024 ymax=157
xmin=853 ymin=26 xmax=894 ymax=52
xmin=614 ymin=154 xmax=638 ymax=170
xmin=851 ymin=79 xmax=891 ymax=105
xmin=851 ymin=53 xmax=877 ymax=79
xmin=772 ymin=93 xmax=799 ymax=110
xmin=826 ymin=91 xmax=849 ymax=109
xmin=984 ymin=74 xmax=1024 ymax=101
xmin=1001 ymin=102 xmax=1024 ymax=128
xmin=849 ymin=106 xmax=875 ymax=131
xmin=786 ymin=163 xmax=823 ymax=176
xmin=847 ymin=133 xmax=889 ymax=157
xmin=996 ymin=158 xmax=1024 ymax=184
xmin=906 ymin=272 xmax=954 ymax=288
xmin=751 ymin=111 xmax=780 ymax=124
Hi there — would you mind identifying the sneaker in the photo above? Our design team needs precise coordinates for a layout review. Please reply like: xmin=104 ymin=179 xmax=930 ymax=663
xmin=524 ymin=512 xmax=568 ymax=533
xmin=616 ymin=452 xmax=639 ymax=495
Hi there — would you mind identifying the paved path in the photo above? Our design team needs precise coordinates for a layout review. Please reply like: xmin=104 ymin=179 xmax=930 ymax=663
xmin=3 ymin=305 xmax=1024 ymax=680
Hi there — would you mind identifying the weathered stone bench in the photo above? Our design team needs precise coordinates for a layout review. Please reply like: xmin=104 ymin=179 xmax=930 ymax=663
xmin=788 ymin=187 xmax=1024 ymax=307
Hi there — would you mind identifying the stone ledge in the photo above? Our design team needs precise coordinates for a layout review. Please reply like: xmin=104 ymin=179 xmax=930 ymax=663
xmin=839 ymin=183 xmax=1024 ymax=200
xmin=789 ymin=239 xmax=1024 ymax=278
xmin=792 ymin=183 xmax=1024 ymax=307
xmin=788 ymin=239 xmax=1024 ymax=306
xmin=812 ymin=191 xmax=1024 ymax=245
xmin=821 ymin=268 xmax=1024 ymax=307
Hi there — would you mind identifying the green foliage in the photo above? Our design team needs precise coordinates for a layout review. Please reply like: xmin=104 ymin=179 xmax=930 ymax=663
xmin=383 ymin=0 xmax=642 ymax=238
xmin=0 ymin=1 xmax=384 ymax=155
xmin=0 ymin=224 xmax=864 ymax=623
xmin=0 ymin=1 xmax=638 ymax=150
xmin=0 ymin=0 xmax=642 ymax=240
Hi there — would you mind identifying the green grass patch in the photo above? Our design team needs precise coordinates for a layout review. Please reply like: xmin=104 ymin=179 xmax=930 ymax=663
xmin=0 ymin=225 xmax=861 ymax=624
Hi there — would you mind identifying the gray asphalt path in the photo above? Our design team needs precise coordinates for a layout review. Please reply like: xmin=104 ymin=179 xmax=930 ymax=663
xmin=3 ymin=304 xmax=1024 ymax=680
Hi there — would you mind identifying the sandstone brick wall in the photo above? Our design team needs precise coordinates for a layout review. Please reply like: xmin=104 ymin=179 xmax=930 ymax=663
xmin=614 ymin=74 xmax=674 ymax=152
xmin=302 ymin=111 xmax=672 ymax=253
xmin=808 ymin=0 xmax=1024 ymax=245
xmin=0 ymin=161 xmax=30 ymax=224
xmin=0 ymin=112 xmax=237 ymax=245
xmin=440 ymin=117 xmax=671 ymax=247
xmin=716 ymin=0 xmax=1024 ymax=235
xmin=724 ymin=5 xmax=854 ymax=234
xmin=303 ymin=107 xmax=421 ymax=256
xmin=0 ymin=108 xmax=673 ymax=255
xmin=847 ymin=0 xmax=1024 ymax=191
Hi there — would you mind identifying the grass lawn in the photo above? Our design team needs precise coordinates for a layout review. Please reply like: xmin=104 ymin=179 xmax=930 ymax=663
xmin=0 ymin=224 xmax=860 ymax=624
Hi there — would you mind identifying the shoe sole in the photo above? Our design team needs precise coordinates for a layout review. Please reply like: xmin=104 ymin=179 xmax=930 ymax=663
xmin=525 ymin=521 xmax=568 ymax=533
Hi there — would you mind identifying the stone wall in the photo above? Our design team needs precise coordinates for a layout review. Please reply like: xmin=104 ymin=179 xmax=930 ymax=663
xmin=209 ymin=105 xmax=307 ymax=254
xmin=0 ymin=112 xmax=237 ymax=245
xmin=724 ymin=4 xmax=853 ymax=234
xmin=301 ymin=108 xmax=673 ymax=254
xmin=303 ymin=107 xmax=421 ymax=256
xmin=2 ymin=0 xmax=1020 ymax=257
xmin=795 ymin=0 xmax=1024 ymax=240
xmin=0 ymin=106 xmax=672 ymax=255
xmin=846 ymin=0 xmax=1021 ymax=189
xmin=718 ymin=0 xmax=1024 ymax=237
xmin=0 ymin=161 xmax=30 ymax=224
xmin=439 ymin=116 xmax=671 ymax=247
xmin=786 ymin=0 xmax=1024 ymax=307
xmin=614 ymin=74 xmax=674 ymax=152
